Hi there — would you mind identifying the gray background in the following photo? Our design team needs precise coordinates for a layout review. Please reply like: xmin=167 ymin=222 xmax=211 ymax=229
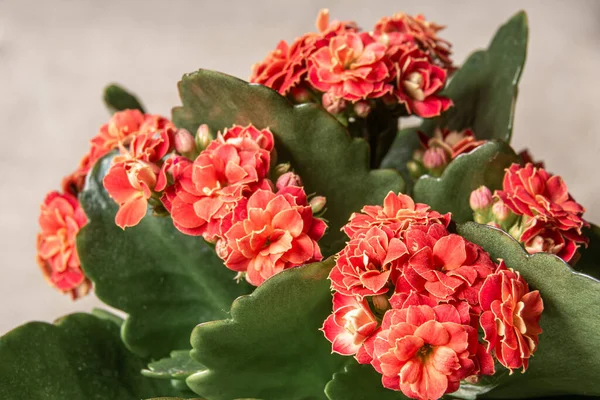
xmin=1 ymin=0 xmax=599 ymax=334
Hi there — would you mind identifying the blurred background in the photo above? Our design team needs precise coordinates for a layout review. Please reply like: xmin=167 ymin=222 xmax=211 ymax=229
xmin=1 ymin=0 xmax=599 ymax=334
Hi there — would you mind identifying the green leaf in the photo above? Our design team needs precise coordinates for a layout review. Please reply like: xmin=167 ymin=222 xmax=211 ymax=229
xmin=186 ymin=259 xmax=345 ymax=400
xmin=456 ymin=222 xmax=600 ymax=398
xmin=77 ymin=155 xmax=252 ymax=358
xmin=103 ymin=84 xmax=146 ymax=114
xmin=419 ymin=11 xmax=528 ymax=142
xmin=325 ymin=362 xmax=408 ymax=400
xmin=573 ymin=224 xmax=600 ymax=280
xmin=143 ymin=350 xmax=204 ymax=381
xmin=172 ymin=70 xmax=404 ymax=255
xmin=0 ymin=313 xmax=178 ymax=399
xmin=413 ymin=141 xmax=518 ymax=222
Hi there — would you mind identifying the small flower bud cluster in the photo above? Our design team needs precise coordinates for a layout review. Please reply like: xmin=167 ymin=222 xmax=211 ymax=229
xmin=323 ymin=191 xmax=543 ymax=399
xmin=408 ymin=127 xmax=486 ymax=179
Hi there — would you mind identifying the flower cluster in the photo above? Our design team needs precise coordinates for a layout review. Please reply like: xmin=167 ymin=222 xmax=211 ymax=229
xmin=160 ymin=124 xmax=327 ymax=286
xmin=408 ymin=128 xmax=486 ymax=178
xmin=323 ymin=192 xmax=544 ymax=399
xmin=36 ymin=109 xmax=173 ymax=298
xmin=470 ymin=163 xmax=589 ymax=262
xmin=250 ymin=9 xmax=452 ymax=119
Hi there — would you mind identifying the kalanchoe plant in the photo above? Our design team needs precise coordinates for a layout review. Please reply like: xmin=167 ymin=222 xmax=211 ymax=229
xmin=2 ymin=8 xmax=600 ymax=400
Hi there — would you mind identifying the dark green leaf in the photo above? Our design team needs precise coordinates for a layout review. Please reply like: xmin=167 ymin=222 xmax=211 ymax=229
xmin=91 ymin=307 xmax=125 ymax=327
xmin=419 ymin=12 xmax=528 ymax=142
xmin=413 ymin=141 xmax=518 ymax=222
xmin=186 ymin=259 xmax=345 ymax=400
xmin=0 ymin=313 xmax=178 ymax=400
xmin=325 ymin=362 xmax=408 ymax=400
xmin=77 ymin=155 xmax=252 ymax=358
xmin=143 ymin=350 xmax=204 ymax=380
xmin=103 ymin=84 xmax=145 ymax=114
xmin=172 ymin=70 xmax=404 ymax=255
xmin=573 ymin=224 xmax=600 ymax=280
xmin=456 ymin=222 xmax=600 ymax=398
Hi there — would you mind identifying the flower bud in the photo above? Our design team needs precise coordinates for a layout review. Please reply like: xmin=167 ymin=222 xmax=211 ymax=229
xmin=353 ymin=101 xmax=371 ymax=118
xmin=174 ymin=129 xmax=197 ymax=155
xmin=492 ymin=199 xmax=512 ymax=222
xmin=290 ymin=86 xmax=311 ymax=104
xmin=276 ymin=171 xmax=303 ymax=190
xmin=196 ymin=124 xmax=212 ymax=151
xmin=273 ymin=162 xmax=291 ymax=178
xmin=322 ymin=92 xmax=347 ymax=114
xmin=309 ymin=196 xmax=327 ymax=214
xmin=406 ymin=160 xmax=425 ymax=179
xmin=469 ymin=186 xmax=492 ymax=211
xmin=371 ymin=294 xmax=391 ymax=314
xmin=422 ymin=147 xmax=448 ymax=170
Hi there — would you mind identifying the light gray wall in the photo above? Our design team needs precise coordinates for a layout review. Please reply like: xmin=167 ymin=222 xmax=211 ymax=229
xmin=1 ymin=0 xmax=599 ymax=334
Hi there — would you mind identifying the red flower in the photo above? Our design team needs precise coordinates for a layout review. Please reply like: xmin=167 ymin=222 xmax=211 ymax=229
xmin=322 ymin=292 xmax=378 ymax=361
xmin=343 ymin=191 xmax=450 ymax=239
xmin=395 ymin=224 xmax=496 ymax=307
xmin=496 ymin=163 xmax=589 ymax=261
xmin=392 ymin=48 xmax=452 ymax=118
xmin=63 ymin=110 xmax=174 ymax=194
xmin=36 ymin=191 xmax=90 ymax=299
xmin=373 ymin=12 xmax=454 ymax=70
xmin=479 ymin=263 xmax=543 ymax=372
xmin=372 ymin=304 xmax=490 ymax=399
xmin=250 ymin=9 xmax=357 ymax=95
xmin=103 ymin=128 xmax=174 ymax=229
xmin=330 ymin=226 xmax=407 ymax=297
xmin=162 ymin=125 xmax=273 ymax=241
xmin=308 ymin=31 xmax=393 ymax=101
xmin=220 ymin=187 xmax=326 ymax=286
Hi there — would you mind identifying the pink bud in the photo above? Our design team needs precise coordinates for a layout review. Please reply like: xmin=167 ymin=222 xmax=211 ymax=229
xmin=492 ymin=199 xmax=512 ymax=222
xmin=469 ymin=186 xmax=492 ymax=211
xmin=276 ymin=172 xmax=303 ymax=190
xmin=174 ymin=129 xmax=197 ymax=155
xmin=196 ymin=124 xmax=212 ymax=150
xmin=322 ymin=92 xmax=347 ymax=114
xmin=422 ymin=147 xmax=448 ymax=170
xmin=290 ymin=86 xmax=311 ymax=103
xmin=353 ymin=101 xmax=371 ymax=118
xmin=309 ymin=196 xmax=326 ymax=214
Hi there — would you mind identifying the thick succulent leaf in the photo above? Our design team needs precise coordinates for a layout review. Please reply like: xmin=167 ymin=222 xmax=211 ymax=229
xmin=0 ymin=313 xmax=179 ymax=400
xmin=172 ymin=70 xmax=404 ymax=255
xmin=418 ymin=12 xmax=528 ymax=142
xmin=143 ymin=350 xmax=204 ymax=381
xmin=77 ymin=155 xmax=252 ymax=358
xmin=186 ymin=259 xmax=345 ymax=400
xmin=103 ymin=84 xmax=145 ymax=114
xmin=325 ymin=362 xmax=408 ymax=400
xmin=456 ymin=222 xmax=600 ymax=398
xmin=573 ymin=224 xmax=600 ymax=280
xmin=413 ymin=141 xmax=518 ymax=222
